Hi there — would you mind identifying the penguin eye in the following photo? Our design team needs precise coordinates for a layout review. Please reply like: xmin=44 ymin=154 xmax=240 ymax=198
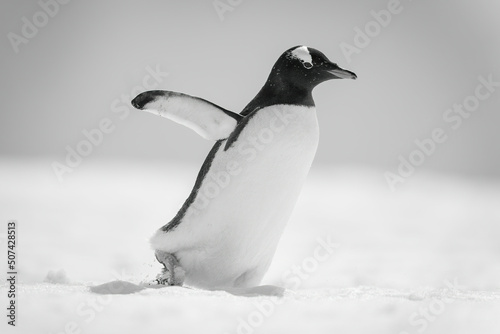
xmin=303 ymin=62 xmax=313 ymax=69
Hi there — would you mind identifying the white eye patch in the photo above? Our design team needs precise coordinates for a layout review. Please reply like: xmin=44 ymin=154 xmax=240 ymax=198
xmin=290 ymin=46 xmax=313 ymax=69
xmin=303 ymin=62 xmax=313 ymax=69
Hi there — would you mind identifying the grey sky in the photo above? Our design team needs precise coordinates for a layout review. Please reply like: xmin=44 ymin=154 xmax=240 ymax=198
xmin=1 ymin=0 xmax=499 ymax=177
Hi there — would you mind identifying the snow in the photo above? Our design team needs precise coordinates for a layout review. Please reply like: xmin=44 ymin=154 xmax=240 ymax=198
xmin=1 ymin=159 xmax=500 ymax=333
xmin=44 ymin=269 xmax=71 ymax=285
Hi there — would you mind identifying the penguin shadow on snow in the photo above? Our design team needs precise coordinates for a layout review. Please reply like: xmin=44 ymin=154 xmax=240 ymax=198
xmin=90 ymin=280 xmax=285 ymax=297
xmin=90 ymin=46 xmax=356 ymax=298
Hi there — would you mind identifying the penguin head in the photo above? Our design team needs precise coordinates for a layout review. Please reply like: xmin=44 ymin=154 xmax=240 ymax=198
xmin=268 ymin=46 xmax=357 ymax=90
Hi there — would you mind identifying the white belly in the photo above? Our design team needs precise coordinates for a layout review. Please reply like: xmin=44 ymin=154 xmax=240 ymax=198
xmin=151 ymin=104 xmax=319 ymax=288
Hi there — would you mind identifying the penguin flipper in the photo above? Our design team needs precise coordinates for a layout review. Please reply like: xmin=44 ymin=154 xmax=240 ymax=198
xmin=131 ymin=90 xmax=242 ymax=141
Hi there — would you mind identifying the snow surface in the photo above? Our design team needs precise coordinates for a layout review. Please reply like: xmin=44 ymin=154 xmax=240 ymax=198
xmin=1 ymin=159 xmax=500 ymax=333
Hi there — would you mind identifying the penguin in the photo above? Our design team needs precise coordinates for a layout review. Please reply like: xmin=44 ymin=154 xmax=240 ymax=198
xmin=131 ymin=45 xmax=356 ymax=291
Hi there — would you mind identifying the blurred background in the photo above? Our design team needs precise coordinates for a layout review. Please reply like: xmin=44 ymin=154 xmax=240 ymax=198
xmin=1 ymin=0 xmax=499 ymax=176
xmin=1 ymin=0 xmax=500 ymax=282
xmin=1 ymin=1 xmax=500 ymax=333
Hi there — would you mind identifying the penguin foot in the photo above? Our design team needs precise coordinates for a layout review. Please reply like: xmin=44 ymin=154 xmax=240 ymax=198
xmin=154 ymin=250 xmax=185 ymax=286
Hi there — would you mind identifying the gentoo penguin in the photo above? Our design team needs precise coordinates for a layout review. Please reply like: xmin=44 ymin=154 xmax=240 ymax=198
xmin=131 ymin=46 xmax=356 ymax=290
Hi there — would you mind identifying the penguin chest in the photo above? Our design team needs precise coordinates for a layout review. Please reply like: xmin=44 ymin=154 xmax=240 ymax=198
xmin=217 ymin=104 xmax=319 ymax=226
xmin=152 ymin=104 xmax=319 ymax=287
xmin=186 ymin=105 xmax=317 ymax=255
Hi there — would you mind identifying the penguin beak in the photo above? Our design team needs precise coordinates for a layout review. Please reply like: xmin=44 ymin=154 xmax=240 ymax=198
xmin=325 ymin=62 xmax=357 ymax=80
